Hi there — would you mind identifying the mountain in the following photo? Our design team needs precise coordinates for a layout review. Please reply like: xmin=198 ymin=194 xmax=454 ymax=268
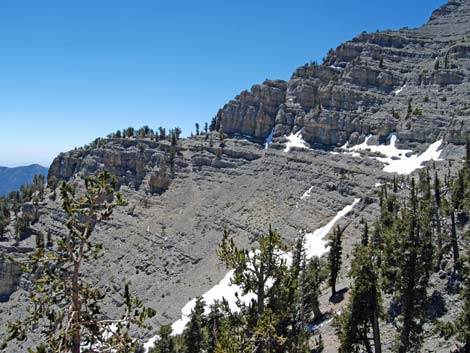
xmin=1 ymin=1 xmax=470 ymax=352
xmin=0 ymin=164 xmax=48 ymax=196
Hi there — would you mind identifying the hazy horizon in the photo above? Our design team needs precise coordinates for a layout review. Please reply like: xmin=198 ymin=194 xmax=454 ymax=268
xmin=0 ymin=0 xmax=446 ymax=168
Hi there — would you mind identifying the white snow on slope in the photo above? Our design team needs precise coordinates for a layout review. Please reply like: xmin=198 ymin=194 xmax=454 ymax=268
xmin=393 ymin=84 xmax=406 ymax=95
xmin=170 ymin=269 xmax=256 ymax=337
xmin=284 ymin=130 xmax=310 ymax=152
xmin=342 ymin=133 xmax=443 ymax=175
xmin=330 ymin=65 xmax=344 ymax=70
xmin=143 ymin=199 xmax=360 ymax=351
xmin=265 ymin=128 xmax=274 ymax=149
xmin=304 ymin=198 xmax=360 ymax=259
xmin=301 ymin=186 xmax=314 ymax=200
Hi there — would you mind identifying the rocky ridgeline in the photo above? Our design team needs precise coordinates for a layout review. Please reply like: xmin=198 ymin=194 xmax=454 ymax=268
xmin=216 ymin=0 xmax=470 ymax=147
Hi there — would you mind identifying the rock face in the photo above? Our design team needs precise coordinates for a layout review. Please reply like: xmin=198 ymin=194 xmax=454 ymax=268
xmin=216 ymin=80 xmax=287 ymax=140
xmin=216 ymin=0 xmax=470 ymax=148
xmin=0 ymin=254 xmax=22 ymax=302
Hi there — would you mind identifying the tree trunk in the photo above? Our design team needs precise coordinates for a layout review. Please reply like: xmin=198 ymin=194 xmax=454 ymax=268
xmin=371 ymin=308 xmax=382 ymax=353
xmin=434 ymin=205 xmax=443 ymax=269
xmin=451 ymin=211 xmax=460 ymax=269
xmin=361 ymin=332 xmax=373 ymax=353
xmin=257 ymin=268 xmax=265 ymax=317
xmin=72 ymin=260 xmax=80 ymax=353
xmin=312 ymin=302 xmax=322 ymax=322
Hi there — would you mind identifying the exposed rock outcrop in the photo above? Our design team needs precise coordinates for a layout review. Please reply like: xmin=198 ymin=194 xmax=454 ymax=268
xmin=216 ymin=0 xmax=470 ymax=147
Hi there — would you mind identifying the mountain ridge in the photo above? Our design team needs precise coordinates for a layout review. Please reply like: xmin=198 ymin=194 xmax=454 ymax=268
xmin=0 ymin=164 xmax=48 ymax=196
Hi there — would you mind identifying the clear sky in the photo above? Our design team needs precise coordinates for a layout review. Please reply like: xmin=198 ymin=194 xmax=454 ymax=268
xmin=0 ymin=0 xmax=446 ymax=167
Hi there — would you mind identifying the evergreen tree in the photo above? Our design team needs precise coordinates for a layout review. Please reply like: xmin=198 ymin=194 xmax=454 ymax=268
xmin=0 ymin=198 xmax=10 ymax=240
xmin=184 ymin=296 xmax=208 ymax=353
xmin=218 ymin=226 xmax=288 ymax=318
xmin=209 ymin=117 xmax=218 ymax=132
xmin=195 ymin=123 xmax=200 ymax=136
xmin=304 ymin=256 xmax=325 ymax=322
xmin=126 ymin=127 xmax=135 ymax=138
xmin=336 ymin=224 xmax=382 ymax=353
xmin=379 ymin=189 xmax=401 ymax=294
xmin=433 ymin=171 xmax=444 ymax=268
xmin=6 ymin=171 xmax=155 ymax=352
xmin=219 ymin=129 xmax=225 ymax=148
xmin=171 ymin=132 xmax=178 ymax=147
xmin=217 ymin=226 xmax=289 ymax=353
xmin=159 ymin=127 xmax=166 ymax=140
xmin=396 ymin=178 xmax=432 ymax=353
xmin=174 ymin=127 xmax=182 ymax=140
xmin=151 ymin=325 xmax=175 ymax=353
xmin=437 ymin=245 xmax=470 ymax=352
xmin=328 ymin=225 xmax=343 ymax=299
xmin=207 ymin=301 xmax=224 ymax=353
xmin=209 ymin=134 xmax=214 ymax=148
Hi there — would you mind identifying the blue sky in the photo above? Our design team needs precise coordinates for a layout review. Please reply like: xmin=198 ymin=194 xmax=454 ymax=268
xmin=0 ymin=0 xmax=446 ymax=167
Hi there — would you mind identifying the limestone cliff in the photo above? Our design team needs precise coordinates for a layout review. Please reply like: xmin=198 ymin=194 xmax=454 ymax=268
xmin=216 ymin=0 xmax=470 ymax=147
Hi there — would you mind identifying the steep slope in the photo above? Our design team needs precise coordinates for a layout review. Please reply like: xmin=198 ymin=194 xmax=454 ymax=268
xmin=1 ymin=1 xmax=470 ymax=352
xmin=0 ymin=164 xmax=48 ymax=196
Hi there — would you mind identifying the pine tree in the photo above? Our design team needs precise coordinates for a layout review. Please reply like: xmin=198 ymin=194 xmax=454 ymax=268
xmin=0 ymin=198 xmax=10 ymax=240
xmin=171 ymin=132 xmax=178 ymax=147
xmin=217 ymin=226 xmax=289 ymax=353
xmin=379 ymin=190 xmax=401 ymax=294
xmin=396 ymin=178 xmax=432 ymax=353
xmin=174 ymin=127 xmax=182 ymax=139
xmin=151 ymin=325 xmax=175 ymax=353
xmin=336 ymin=224 xmax=382 ymax=353
xmin=5 ymin=171 xmax=155 ymax=352
xmin=437 ymin=246 xmax=470 ymax=352
xmin=209 ymin=116 xmax=218 ymax=132
xmin=218 ymin=226 xmax=288 ymax=319
xmin=304 ymin=256 xmax=325 ymax=322
xmin=434 ymin=171 xmax=444 ymax=268
xmin=184 ymin=296 xmax=208 ymax=353
xmin=328 ymin=225 xmax=343 ymax=299
xmin=207 ymin=301 xmax=224 ymax=353
xmin=219 ymin=129 xmax=225 ymax=148
xmin=195 ymin=123 xmax=200 ymax=136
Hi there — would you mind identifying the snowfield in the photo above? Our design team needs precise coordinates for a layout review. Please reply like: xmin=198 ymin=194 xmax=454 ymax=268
xmin=143 ymin=199 xmax=360 ymax=351
xmin=342 ymin=133 xmax=443 ymax=175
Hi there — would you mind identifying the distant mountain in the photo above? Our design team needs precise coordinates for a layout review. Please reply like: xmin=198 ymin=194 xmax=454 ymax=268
xmin=0 ymin=164 xmax=48 ymax=196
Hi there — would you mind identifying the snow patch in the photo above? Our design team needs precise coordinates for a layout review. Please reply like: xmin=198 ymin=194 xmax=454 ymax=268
xmin=342 ymin=133 xmax=443 ymax=175
xmin=301 ymin=186 xmax=314 ymax=200
xmin=304 ymin=199 xmax=360 ymax=259
xmin=393 ymin=84 xmax=406 ymax=95
xmin=330 ymin=65 xmax=344 ymax=70
xmin=170 ymin=269 xmax=256 ymax=336
xmin=265 ymin=128 xmax=274 ymax=149
xmin=284 ymin=130 xmax=310 ymax=153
